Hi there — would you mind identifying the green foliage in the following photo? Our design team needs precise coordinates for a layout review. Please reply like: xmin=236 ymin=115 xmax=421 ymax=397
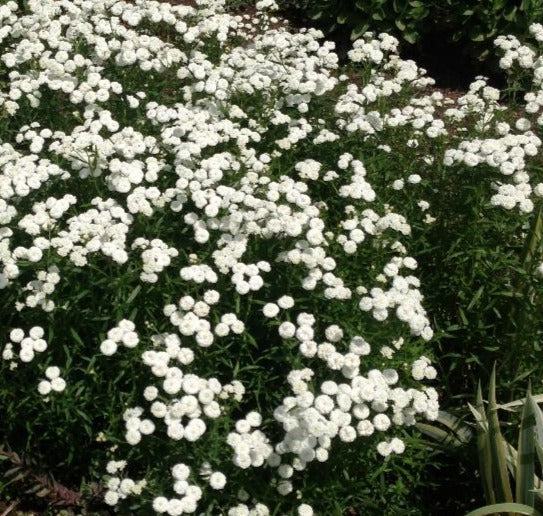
xmin=467 ymin=372 xmax=543 ymax=515
xmin=307 ymin=0 xmax=431 ymax=44
xmin=302 ymin=0 xmax=543 ymax=64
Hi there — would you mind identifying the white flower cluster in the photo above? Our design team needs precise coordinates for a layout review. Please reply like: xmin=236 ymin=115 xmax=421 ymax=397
xmin=37 ymin=366 xmax=66 ymax=395
xmin=348 ymin=32 xmax=399 ymax=65
xmin=131 ymin=238 xmax=179 ymax=283
xmin=0 ymin=0 xmax=451 ymax=512
xmin=440 ymin=28 xmax=543 ymax=212
xmin=358 ymin=258 xmax=433 ymax=340
xmin=2 ymin=326 xmax=47 ymax=364
xmin=129 ymin=330 xmax=248 ymax=448
xmin=411 ymin=356 xmax=438 ymax=381
xmin=152 ymin=463 xmax=203 ymax=515
xmin=18 ymin=195 xmax=77 ymax=235
xmin=164 ymin=293 xmax=245 ymax=347
xmin=16 ymin=266 xmax=61 ymax=312
xmin=444 ymin=131 xmax=541 ymax=213
xmin=100 ymin=320 xmax=140 ymax=356
xmin=123 ymin=407 xmax=156 ymax=446
xmin=50 ymin=198 xmax=133 ymax=266
xmin=267 ymin=356 xmax=438 ymax=484
xmin=104 ymin=460 xmax=147 ymax=506
xmin=227 ymin=411 xmax=273 ymax=469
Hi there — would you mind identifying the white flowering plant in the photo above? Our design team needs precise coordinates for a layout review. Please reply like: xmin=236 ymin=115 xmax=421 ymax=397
xmin=1 ymin=0 xmax=543 ymax=513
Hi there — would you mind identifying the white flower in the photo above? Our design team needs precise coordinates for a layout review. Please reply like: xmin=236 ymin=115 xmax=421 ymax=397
xmin=51 ymin=377 xmax=66 ymax=392
xmin=277 ymin=295 xmax=295 ymax=309
xmin=376 ymin=441 xmax=391 ymax=457
xmin=104 ymin=490 xmax=120 ymax=506
xmin=100 ymin=339 xmax=118 ymax=356
xmin=45 ymin=366 xmax=60 ymax=379
xmin=373 ymin=414 xmax=391 ymax=431
xmin=278 ymin=322 xmax=296 ymax=339
xmin=298 ymin=504 xmax=314 ymax=516
xmin=9 ymin=328 xmax=24 ymax=343
xmin=262 ymin=303 xmax=279 ymax=318
xmin=126 ymin=430 xmax=142 ymax=445
xmin=38 ymin=380 xmax=52 ymax=395
xmin=153 ymin=497 xmax=169 ymax=513
xmin=209 ymin=471 xmax=227 ymax=489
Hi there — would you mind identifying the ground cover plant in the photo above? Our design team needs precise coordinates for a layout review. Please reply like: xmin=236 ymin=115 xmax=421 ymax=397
xmin=1 ymin=0 xmax=543 ymax=514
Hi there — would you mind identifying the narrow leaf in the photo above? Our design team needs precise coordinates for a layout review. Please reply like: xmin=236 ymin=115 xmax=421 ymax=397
xmin=499 ymin=394 xmax=543 ymax=412
xmin=436 ymin=410 xmax=473 ymax=443
xmin=488 ymin=365 xmax=513 ymax=503
xmin=517 ymin=391 xmax=535 ymax=507
xmin=530 ymin=393 xmax=543 ymax=473
xmin=465 ymin=502 xmax=535 ymax=516
xmin=474 ymin=382 xmax=495 ymax=504
xmin=415 ymin=422 xmax=465 ymax=447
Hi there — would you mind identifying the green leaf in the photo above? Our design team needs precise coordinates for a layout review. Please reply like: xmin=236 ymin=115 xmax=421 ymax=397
xmin=395 ymin=19 xmax=406 ymax=31
xmin=517 ymin=390 xmax=535 ymax=507
xmin=351 ymin=23 xmax=370 ymax=41
xmin=499 ymin=394 xmax=543 ymax=412
xmin=488 ymin=365 xmax=513 ymax=503
xmin=126 ymin=284 xmax=141 ymax=304
xmin=69 ymin=327 xmax=85 ymax=347
xmin=504 ymin=6 xmax=518 ymax=21
xmin=530 ymin=393 xmax=543 ymax=471
xmin=465 ymin=502 xmax=536 ymax=516
xmin=403 ymin=31 xmax=418 ymax=44
xmin=414 ymin=422 xmax=466 ymax=447
xmin=309 ymin=10 xmax=324 ymax=20
xmin=435 ymin=410 xmax=473 ymax=443
xmin=467 ymin=286 xmax=484 ymax=310
xmin=473 ymin=382 xmax=495 ymax=505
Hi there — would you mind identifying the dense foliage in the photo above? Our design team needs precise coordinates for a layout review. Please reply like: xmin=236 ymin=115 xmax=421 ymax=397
xmin=299 ymin=0 xmax=543 ymax=69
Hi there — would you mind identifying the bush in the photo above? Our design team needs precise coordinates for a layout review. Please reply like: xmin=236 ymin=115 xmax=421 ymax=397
xmin=1 ymin=0 xmax=543 ymax=513
xmin=304 ymin=0 xmax=543 ymax=73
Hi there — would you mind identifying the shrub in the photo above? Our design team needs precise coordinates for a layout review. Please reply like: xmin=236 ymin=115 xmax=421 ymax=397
xmin=1 ymin=0 xmax=543 ymax=513
xmin=304 ymin=0 xmax=543 ymax=73
xmin=0 ymin=0 xmax=441 ymax=513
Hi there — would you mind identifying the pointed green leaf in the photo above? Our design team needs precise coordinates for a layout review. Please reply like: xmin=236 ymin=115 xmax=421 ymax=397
xmin=467 ymin=286 xmax=484 ymax=310
xmin=530 ymin=393 xmax=543 ymax=472
xmin=474 ymin=382 xmax=495 ymax=504
xmin=488 ymin=366 xmax=513 ymax=503
xmin=517 ymin=391 xmax=535 ymax=507
xmin=126 ymin=284 xmax=141 ymax=304
xmin=499 ymin=394 xmax=543 ymax=412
